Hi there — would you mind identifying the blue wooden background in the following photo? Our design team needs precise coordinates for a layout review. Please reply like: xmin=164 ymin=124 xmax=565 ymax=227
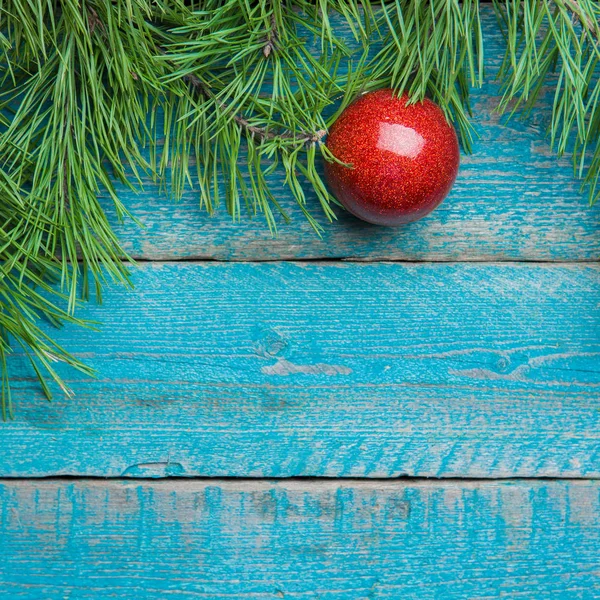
xmin=1 ymin=9 xmax=600 ymax=599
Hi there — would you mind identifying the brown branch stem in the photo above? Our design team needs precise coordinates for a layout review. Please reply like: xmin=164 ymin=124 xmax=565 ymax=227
xmin=560 ymin=0 xmax=600 ymax=41
xmin=182 ymin=72 xmax=326 ymax=145
xmin=263 ymin=14 xmax=279 ymax=58
xmin=88 ymin=7 xmax=323 ymax=145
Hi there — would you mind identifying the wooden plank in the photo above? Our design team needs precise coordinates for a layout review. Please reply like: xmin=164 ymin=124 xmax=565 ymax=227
xmin=102 ymin=9 xmax=600 ymax=261
xmin=0 ymin=479 xmax=599 ymax=598
xmin=4 ymin=262 xmax=600 ymax=478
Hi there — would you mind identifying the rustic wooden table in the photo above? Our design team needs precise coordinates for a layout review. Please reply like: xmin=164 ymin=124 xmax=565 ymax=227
xmin=1 ymin=11 xmax=600 ymax=599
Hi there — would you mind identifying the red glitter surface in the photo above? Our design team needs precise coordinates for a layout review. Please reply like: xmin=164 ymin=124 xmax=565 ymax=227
xmin=324 ymin=89 xmax=460 ymax=226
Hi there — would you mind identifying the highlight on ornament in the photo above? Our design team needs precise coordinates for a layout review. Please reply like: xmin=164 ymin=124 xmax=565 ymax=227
xmin=324 ymin=89 xmax=460 ymax=226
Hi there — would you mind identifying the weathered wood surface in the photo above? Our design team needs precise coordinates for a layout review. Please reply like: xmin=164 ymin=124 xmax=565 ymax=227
xmin=1 ymin=479 xmax=599 ymax=599
xmin=103 ymin=10 xmax=600 ymax=262
xmin=5 ymin=262 xmax=599 ymax=478
xmin=3 ymin=7 xmax=600 ymax=598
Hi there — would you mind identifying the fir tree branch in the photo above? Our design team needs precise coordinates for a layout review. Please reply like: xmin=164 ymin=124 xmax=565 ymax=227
xmin=263 ymin=14 xmax=279 ymax=58
xmin=368 ymin=0 xmax=484 ymax=150
xmin=2 ymin=0 xmax=600 ymax=417
xmin=183 ymin=70 xmax=326 ymax=144
xmin=494 ymin=0 xmax=600 ymax=202
xmin=561 ymin=0 xmax=599 ymax=39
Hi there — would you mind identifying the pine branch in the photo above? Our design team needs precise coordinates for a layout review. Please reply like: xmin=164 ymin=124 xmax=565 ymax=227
xmin=494 ymin=0 xmax=600 ymax=202
xmin=1 ymin=0 xmax=600 ymax=415
xmin=183 ymin=71 xmax=327 ymax=144
xmin=262 ymin=14 xmax=279 ymax=58
xmin=561 ymin=0 xmax=600 ymax=38
xmin=367 ymin=0 xmax=484 ymax=150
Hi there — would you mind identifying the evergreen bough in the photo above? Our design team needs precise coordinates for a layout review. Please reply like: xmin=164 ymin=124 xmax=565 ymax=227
xmin=1 ymin=0 xmax=599 ymax=415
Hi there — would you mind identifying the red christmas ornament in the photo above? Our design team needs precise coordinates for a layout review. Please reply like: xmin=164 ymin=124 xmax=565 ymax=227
xmin=324 ymin=89 xmax=460 ymax=226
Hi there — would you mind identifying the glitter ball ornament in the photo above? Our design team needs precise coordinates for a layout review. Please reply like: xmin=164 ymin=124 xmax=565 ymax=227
xmin=324 ymin=89 xmax=460 ymax=226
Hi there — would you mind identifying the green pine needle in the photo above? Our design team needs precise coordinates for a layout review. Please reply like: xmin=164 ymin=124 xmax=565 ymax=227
xmin=0 ymin=0 xmax=599 ymax=415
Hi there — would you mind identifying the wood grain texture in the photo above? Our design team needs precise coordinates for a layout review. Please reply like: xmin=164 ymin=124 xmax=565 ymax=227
xmin=5 ymin=262 xmax=600 ymax=478
xmin=1 ymin=479 xmax=599 ymax=599
xmin=102 ymin=9 xmax=600 ymax=262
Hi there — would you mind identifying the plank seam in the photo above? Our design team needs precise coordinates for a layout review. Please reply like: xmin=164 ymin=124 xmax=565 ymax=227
xmin=2 ymin=476 xmax=599 ymax=482
xmin=128 ymin=258 xmax=600 ymax=265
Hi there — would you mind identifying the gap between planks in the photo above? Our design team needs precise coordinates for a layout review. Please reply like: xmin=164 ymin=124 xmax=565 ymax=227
xmin=127 ymin=258 xmax=600 ymax=264
xmin=1 ymin=476 xmax=598 ymax=483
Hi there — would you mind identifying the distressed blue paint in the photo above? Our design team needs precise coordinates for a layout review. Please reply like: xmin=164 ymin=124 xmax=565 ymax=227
xmin=2 ymin=6 xmax=599 ymax=596
xmin=0 ymin=479 xmax=599 ymax=599
xmin=4 ymin=263 xmax=600 ymax=478
xmin=101 ymin=9 xmax=600 ymax=262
